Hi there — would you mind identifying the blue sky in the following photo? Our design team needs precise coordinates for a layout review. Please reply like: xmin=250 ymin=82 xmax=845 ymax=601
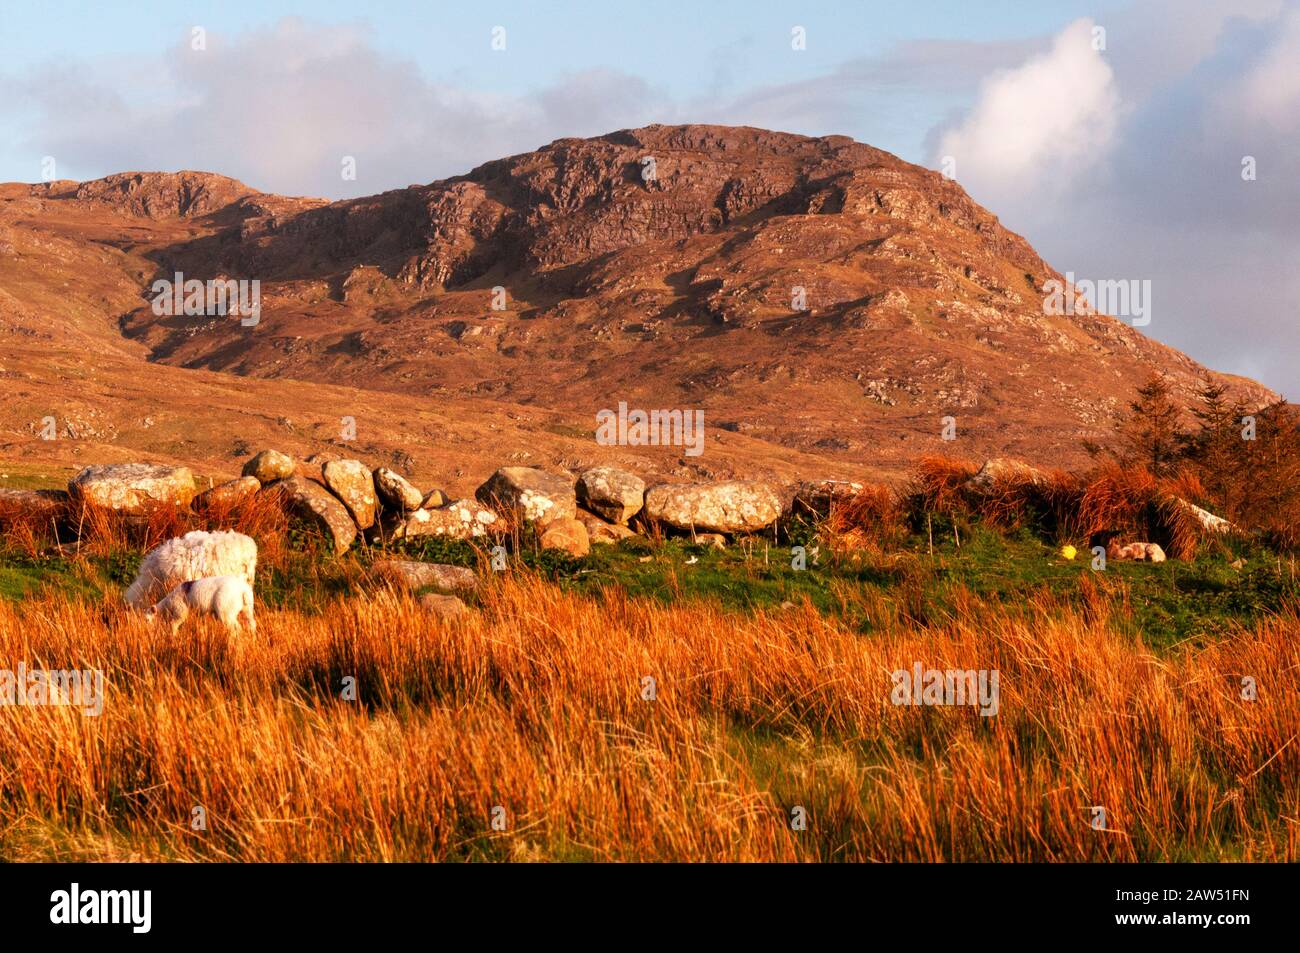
xmin=0 ymin=1 xmax=1118 ymax=87
xmin=0 ymin=0 xmax=1131 ymax=183
xmin=1 ymin=0 xmax=1298 ymax=397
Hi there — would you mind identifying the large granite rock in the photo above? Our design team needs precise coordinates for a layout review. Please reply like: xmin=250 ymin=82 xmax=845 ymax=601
xmin=642 ymin=481 xmax=781 ymax=534
xmin=241 ymin=450 xmax=295 ymax=483
xmin=193 ymin=476 xmax=261 ymax=513
xmin=260 ymin=476 xmax=356 ymax=554
xmin=323 ymin=459 xmax=377 ymax=529
xmin=539 ymin=517 xmax=590 ymax=557
xmin=576 ymin=466 xmax=645 ymax=523
xmin=966 ymin=458 xmax=1047 ymax=492
xmin=389 ymin=498 xmax=499 ymax=541
xmin=374 ymin=467 xmax=424 ymax=512
xmin=68 ymin=463 xmax=196 ymax=513
xmin=790 ymin=479 xmax=866 ymax=517
xmin=1171 ymin=497 xmax=1236 ymax=535
xmin=476 ymin=467 xmax=577 ymax=524
xmin=420 ymin=593 xmax=470 ymax=623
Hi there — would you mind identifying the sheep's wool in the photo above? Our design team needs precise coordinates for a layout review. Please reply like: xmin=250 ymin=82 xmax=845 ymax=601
xmin=124 ymin=530 xmax=257 ymax=607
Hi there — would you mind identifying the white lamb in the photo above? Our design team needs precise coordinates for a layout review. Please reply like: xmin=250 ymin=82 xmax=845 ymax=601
xmin=146 ymin=575 xmax=256 ymax=635
xmin=124 ymin=530 xmax=257 ymax=608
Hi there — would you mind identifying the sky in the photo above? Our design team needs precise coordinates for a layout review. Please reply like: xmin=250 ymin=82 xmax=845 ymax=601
xmin=1 ymin=0 xmax=1297 ymax=397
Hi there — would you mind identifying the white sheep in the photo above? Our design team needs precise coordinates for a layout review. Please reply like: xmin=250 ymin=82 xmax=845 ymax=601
xmin=1106 ymin=541 xmax=1167 ymax=563
xmin=146 ymin=575 xmax=256 ymax=635
xmin=124 ymin=530 xmax=257 ymax=608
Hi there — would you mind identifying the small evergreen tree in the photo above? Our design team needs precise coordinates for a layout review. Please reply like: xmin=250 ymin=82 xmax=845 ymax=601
xmin=1182 ymin=376 xmax=1247 ymax=517
xmin=1236 ymin=400 xmax=1300 ymax=544
xmin=1118 ymin=373 xmax=1184 ymax=478
xmin=1093 ymin=373 xmax=1300 ymax=548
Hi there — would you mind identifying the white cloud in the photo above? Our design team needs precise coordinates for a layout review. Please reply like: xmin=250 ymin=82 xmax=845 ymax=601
xmin=1235 ymin=7 xmax=1300 ymax=130
xmin=1102 ymin=0 xmax=1282 ymax=100
xmin=940 ymin=6 xmax=1300 ymax=400
xmin=0 ymin=18 xmax=678 ymax=198
xmin=0 ymin=17 xmax=1043 ymax=200
xmin=934 ymin=18 xmax=1119 ymax=204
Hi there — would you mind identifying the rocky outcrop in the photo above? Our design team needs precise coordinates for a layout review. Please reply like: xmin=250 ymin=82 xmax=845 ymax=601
xmin=576 ymin=467 xmax=645 ymax=523
xmin=68 ymin=463 xmax=196 ymax=513
xmin=476 ymin=467 xmax=577 ymax=524
xmin=322 ymin=459 xmax=377 ymax=529
xmin=642 ymin=481 xmax=782 ymax=534
xmin=374 ymin=467 xmax=424 ymax=512
xmin=68 ymin=171 xmax=255 ymax=219
xmin=242 ymin=450 xmax=295 ymax=483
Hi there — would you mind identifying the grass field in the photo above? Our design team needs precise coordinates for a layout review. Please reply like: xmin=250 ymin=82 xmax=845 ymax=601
xmin=0 ymin=518 xmax=1296 ymax=862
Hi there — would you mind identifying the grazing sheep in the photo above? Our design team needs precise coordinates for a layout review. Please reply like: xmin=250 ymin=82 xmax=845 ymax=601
xmin=146 ymin=576 xmax=256 ymax=635
xmin=1106 ymin=541 xmax=1167 ymax=563
xmin=1142 ymin=543 xmax=1168 ymax=563
xmin=124 ymin=530 xmax=257 ymax=608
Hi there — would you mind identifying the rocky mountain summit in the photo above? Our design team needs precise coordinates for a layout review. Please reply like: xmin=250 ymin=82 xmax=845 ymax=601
xmin=0 ymin=124 xmax=1275 ymax=482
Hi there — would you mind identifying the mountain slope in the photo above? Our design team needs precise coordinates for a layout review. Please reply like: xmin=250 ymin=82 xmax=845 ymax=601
xmin=0 ymin=125 xmax=1275 ymax=484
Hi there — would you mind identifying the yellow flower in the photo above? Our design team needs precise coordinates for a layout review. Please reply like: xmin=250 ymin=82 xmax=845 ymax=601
xmin=1060 ymin=545 xmax=1077 ymax=560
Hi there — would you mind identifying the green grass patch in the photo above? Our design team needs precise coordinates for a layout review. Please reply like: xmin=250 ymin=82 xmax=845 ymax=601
xmin=3 ymin=514 xmax=1296 ymax=648
xmin=0 ymin=462 xmax=76 ymax=491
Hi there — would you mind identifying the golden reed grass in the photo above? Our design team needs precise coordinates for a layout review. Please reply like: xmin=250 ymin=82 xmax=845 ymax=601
xmin=902 ymin=455 xmax=1223 ymax=558
xmin=0 ymin=574 xmax=1294 ymax=862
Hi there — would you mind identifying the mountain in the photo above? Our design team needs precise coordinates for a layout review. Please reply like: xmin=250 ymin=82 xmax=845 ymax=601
xmin=0 ymin=125 xmax=1275 ymax=491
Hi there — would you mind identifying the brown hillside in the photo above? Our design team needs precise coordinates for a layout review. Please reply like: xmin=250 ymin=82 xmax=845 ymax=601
xmin=0 ymin=124 xmax=1275 ymax=488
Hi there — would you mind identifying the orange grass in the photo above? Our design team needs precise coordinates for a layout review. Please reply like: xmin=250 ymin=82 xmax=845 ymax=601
xmin=1075 ymin=465 xmax=1206 ymax=559
xmin=909 ymin=455 xmax=978 ymax=515
xmin=0 ymin=576 xmax=1294 ymax=862
xmin=813 ymin=483 xmax=902 ymax=552
xmin=905 ymin=456 xmax=1225 ymax=559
